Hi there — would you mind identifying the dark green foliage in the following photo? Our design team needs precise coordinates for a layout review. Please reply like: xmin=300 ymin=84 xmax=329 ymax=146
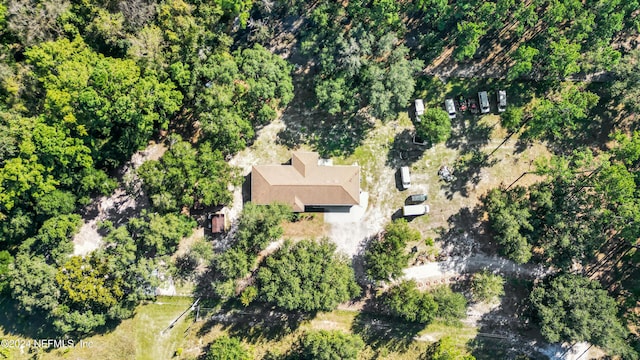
xmin=194 ymin=45 xmax=293 ymax=154
xmin=256 ymin=239 xmax=360 ymax=313
xmin=365 ymin=219 xmax=420 ymax=281
xmin=482 ymin=187 xmax=533 ymax=264
xmin=138 ymin=137 xmax=240 ymax=212
xmin=206 ymin=336 xmax=251 ymax=360
xmin=432 ymin=285 xmax=468 ymax=323
xmin=612 ymin=50 xmax=640 ymax=115
xmin=299 ymin=5 xmax=422 ymax=120
xmin=25 ymin=37 xmax=183 ymax=167
xmin=530 ymin=274 xmax=636 ymax=358
xmin=19 ymin=214 xmax=83 ymax=265
xmin=524 ymin=85 xmax=599 ymax=141
xmin=429 ymin=336 xmax=476 ymax=360
xmin=471 ymin=271 xmax=505 ymax=303
xmin=385 ymin=280 xmax=438 ymax=324
xmin=0 ymin=250 xmax=13 ymax=294
xmin=415 ymin=108 xmax=452 ymax=145
xmin=297 ymin=330 xmax=365 ymax=360
xmin=127 ymin=212 xmax=196 ymax=256
xmin=235 ymin=202 xmax=293 ymax=254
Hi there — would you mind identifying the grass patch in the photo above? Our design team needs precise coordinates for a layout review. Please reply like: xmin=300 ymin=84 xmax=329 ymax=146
xmin=34 ymin=296 xmax=194 ymax=360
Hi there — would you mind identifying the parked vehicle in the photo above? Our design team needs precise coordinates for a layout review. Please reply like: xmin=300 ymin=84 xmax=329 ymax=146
xmin=400 ymin=166 xmax=411 ymax=190
xmin=414 ymin=99 xmax=424 ymax=122
xmin=403 ymin=204 xmax=430 ymax=217
xmin=497 ymin=90 xmax=507 ymax=112
xmin=408 ymin=194 xmax=427 ymax=204
xmin=478 ymin=91 xmax=490 ymax=113
xmin=444 ymin=98 xmax=456 ymax=119
xmin=468 ymin=98 xmax=479 ymax=114
xmin=457 ymin=95 xmax=467 ymax=112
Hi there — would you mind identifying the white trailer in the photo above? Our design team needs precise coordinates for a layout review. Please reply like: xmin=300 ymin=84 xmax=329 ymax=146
xmin=403 ymin=204 xmax=430 ymax=217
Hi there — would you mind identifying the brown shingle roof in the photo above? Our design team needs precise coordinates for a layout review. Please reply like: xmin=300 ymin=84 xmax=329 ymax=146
xmin=251 ymin=152 xmax=360 ymax=212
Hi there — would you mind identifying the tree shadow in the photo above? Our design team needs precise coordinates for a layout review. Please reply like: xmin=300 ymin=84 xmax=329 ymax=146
xmin=445 ymin=116 xmax=493 ymax=154
xmin=440 ymin=150 xmax=498 ymax=199
xmin=436 ymin=206 xmax=487 ymax=258
xmin=350 ymin=295 xmax=425 ymax=353
xmin=385 ymin=129 xmax=429 ymax=168
xmin=276 ymin=73 xmax=374 ymax=157
xmin=0 ymin=297 xmax=59 ymax=339
xmin=466 ymin=278 xmax=548 ymax=360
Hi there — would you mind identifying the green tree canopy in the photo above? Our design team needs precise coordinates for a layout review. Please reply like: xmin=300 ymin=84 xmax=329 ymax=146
xmin=530 ymin=274 xmax=634 ymax=357
xmin=415 ymin=108 xmax=452 ymax=145
xmin=471 ymin=271 xmax=505 ymax=303
xmin=234 ymin=202 xmax=293 ymax=254
xmin=365 ymin=219 xmax=420 ymax=281
xmin=25 ymin=37 xmax=183 ymax=167
xmin=205 ymin=336 xmax=251 ymax=360
xmin=385 ymin=280 xmax=438 ymax=324
xmin=256 ymin=239 xmax=360 ymax=313
xmin=138 ymin=137 xmax=240 ymax=212
xmin=297 ymin=330 xmax=365 ymax=360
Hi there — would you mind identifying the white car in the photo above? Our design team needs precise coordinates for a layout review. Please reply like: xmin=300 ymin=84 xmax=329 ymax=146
xmin=497 ymin=90 xmax=507 ymax=112
xmin=445 ymin=98 xmax=456 ymax=119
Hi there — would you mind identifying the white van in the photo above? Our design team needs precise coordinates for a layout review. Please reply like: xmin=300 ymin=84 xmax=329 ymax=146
xmin=400 ymin=166 xmax=411 ymax=190
xmin=403 ymin=204 xmax=430 ymax=217
xmin=478 ymin=91 xmax=490 ymax=114
xmin=414 ymin=99 xmax=425 ymax=122
xmin=445 ymin=98 xmax=456 ymax=119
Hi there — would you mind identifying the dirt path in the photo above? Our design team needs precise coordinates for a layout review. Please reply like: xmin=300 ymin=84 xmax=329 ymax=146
xmin=403 ymin=251 xmax=548 ymax=285
xmin=72 ymin=143 xmax=167 ymax=256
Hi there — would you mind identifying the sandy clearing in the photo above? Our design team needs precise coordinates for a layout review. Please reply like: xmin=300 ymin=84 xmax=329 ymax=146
xmin=403 ymin=252 xmax=548 ymax=283
xmin=72 ymin=143 xmax=167 ymax=256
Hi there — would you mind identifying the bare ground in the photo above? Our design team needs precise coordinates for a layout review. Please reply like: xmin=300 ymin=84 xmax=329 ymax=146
xmin=72 ymin=142 xmax=167 ymax=256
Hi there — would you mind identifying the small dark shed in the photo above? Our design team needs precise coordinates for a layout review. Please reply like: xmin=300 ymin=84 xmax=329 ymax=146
xmin=208 ymin=213 xmax=225 ymax=233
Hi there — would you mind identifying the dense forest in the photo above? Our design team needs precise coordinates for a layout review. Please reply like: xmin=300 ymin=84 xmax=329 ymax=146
xmin=0 ymin=0 xmax=638 ymax=359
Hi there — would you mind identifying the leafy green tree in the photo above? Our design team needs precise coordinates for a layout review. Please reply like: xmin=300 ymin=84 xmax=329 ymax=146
xmin=138 ymin=137 xmax=240 ymax=212
xmin=482 ymin=187 xmax=533 ymax=264
xmin=297 ymin=330 xmax=365 ymax=360
xmin=508 ymin=45 xmax=539 ymax=80
xmin=235 ymin=202 xmax=292 ymax=254
xmin=432 ymin=285 xmax=467 ymax=323
xmin=194 ymin=45 xmax=293 ymax=154
xmin=127 ymin=212 xmax=196 ymax=256
xmin=545 ymin=37 xmax=582 ymax=79
xmin=430 ymin=336 xmax=476 ymax=360
xmin=385 ymin=280 xmax=438 ymax=324
xmin=471 ymin=271 xmax=505 ymax=303
xmin=213 ymin=248 xmax=251 ymax=281
xmin=454 ymin=21 xmax=487 ymax=61
xmin=530 ymin=274 xmax=635 ymax=358
xmin=415 ymin=108 xmax=451 ymax=145
xmin=0 ymin=250 xmax=13 ymax=294
xmin=500 ymin=106 xmax=524 ymax=132
xmin=365 ymin=45 xmax=424 ymax=120
xmin=256 ymin=239 xmax=360 ymax=313
xmin=365 ymin=219 xmax=420 ymax=281
xmin=19 ymin=214 xmax=82 ymax=265
xmin=25 ymin=37 xmax=183 ymax=167
xmin=9 ymin=253 xmax=60 ymax=314
xmin=611 ymin=50 xmax=640 ymax=115
xmin=524 ymin=84 xmax=599 ymax=142
xmin=206 ymin=336 xmax=251 ymax=360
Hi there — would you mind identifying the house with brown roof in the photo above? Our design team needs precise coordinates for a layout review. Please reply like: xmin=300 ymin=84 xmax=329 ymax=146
xmin=251 ymin=151 xmax=360 ymax=212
